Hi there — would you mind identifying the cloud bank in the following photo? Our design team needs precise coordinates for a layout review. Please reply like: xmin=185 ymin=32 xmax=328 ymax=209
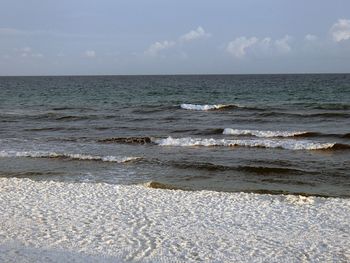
xmin=226 ymin=35 xmax=292 ymax=58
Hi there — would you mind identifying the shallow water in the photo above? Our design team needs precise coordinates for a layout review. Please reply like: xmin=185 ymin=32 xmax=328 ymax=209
xmin=0 ymin=74 xmax=349 ymax=197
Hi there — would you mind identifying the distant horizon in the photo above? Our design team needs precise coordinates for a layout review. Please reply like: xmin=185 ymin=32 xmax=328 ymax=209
xmin=1 ymin=72 xmax=350 ymax=78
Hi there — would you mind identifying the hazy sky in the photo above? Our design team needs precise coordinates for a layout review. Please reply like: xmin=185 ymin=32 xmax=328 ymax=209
xmin=0 ymin=0 xmax=350 ymax=75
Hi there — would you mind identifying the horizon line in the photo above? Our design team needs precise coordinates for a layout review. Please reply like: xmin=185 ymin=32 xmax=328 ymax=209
xmin=1 ymin=72 xmax=350 ymax=77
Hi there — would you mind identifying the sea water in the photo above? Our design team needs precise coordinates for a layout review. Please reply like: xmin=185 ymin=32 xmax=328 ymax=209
xmin=0 ymin=74 xmax=349 ymax=197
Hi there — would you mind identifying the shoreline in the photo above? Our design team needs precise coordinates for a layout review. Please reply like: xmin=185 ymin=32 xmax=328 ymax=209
xmin=0 ymin=177 xmax=349 ymax=262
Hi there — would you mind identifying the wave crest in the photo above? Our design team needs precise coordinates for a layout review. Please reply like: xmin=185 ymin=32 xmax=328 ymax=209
xmin=99 ymin=137 xmax=152 ymax=144
xmin=223 ymin=128 xmax=310 ymax=138
xmin=154 ymin=136 xmax=344 ymax=150
xmin=0 ymin=151 xmax=141 ymax=163
xmin=180 ymin=103 xmax=237 ymax=111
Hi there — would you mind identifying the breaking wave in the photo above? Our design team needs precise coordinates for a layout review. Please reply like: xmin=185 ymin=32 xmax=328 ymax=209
xmin=223 ymin=128 xmax=312 ymax=138
xmin=180 ymin=103 xmax=238 ymax=111
xmin=223 ymin=129 xmax=350 ymax=139
xmin=99 ymin=137 xmax=153 ymax=144
xmin=0 ymin=151 xmax=141 ymax=163
xmin=153 ymin=136 xmax=349 ymax=151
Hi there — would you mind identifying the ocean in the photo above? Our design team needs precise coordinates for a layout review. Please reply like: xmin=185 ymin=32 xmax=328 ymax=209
xmin=0 ymin=74 xmax=349 ymax=197
xmin=1 ymin=74 xmax=350 ymax=262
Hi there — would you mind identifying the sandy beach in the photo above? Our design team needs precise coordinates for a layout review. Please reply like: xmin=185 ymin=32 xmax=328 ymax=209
xmin=0 ymin=177 xmax=349 ymax=262
xmin=1 ymin=0 xmax=350 ymax=261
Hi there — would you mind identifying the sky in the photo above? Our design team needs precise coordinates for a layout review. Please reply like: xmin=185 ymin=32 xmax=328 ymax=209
xmin=0 ymin=0 xmax=350 ymax=75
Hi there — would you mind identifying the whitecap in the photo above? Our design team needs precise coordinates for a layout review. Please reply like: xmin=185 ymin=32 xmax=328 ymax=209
xmin=0 ymin=151 xmax=140 ymax=163
xmin=180 ymin=103 xmax=235 ymax=111
xmin=223 ymin=128 xmax=309 ymax=138
xmin=153 ymin=136 xmax=336 ymax=150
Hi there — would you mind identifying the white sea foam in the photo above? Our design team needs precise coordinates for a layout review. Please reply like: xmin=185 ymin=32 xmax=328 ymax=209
xmin=223 ymin=128 xmax=308 ymax=138
xmin=154 ymin=136 xmax=335 ymax=150
xmin=180 ymin=103 xmax=234 ymax=111
xmin=0 ymin=178 xmax=349 ymax=262
xmin=0 ymin=150 xmax=140 ymax=163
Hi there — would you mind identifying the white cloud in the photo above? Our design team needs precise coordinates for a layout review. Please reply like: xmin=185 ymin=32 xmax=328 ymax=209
xmin=274 ymin=35 xmax=292 ymax=53
xmin=330 ymin=19 xmax=350 ymax=42
xmin=305 ymin=34 xmax=318 ymax=41
xmin=260 ymin=37 xmax=272 ymax=48
xmin=85 ymin=50 xmax=96 ymax=58
xmin=145 ymin=40 xmax=175 ymax=56
xmin=145 ymin=26 xmax=210 ymax=57
xmin=226 ymin=35 xmax=292 ymax=58
xmin=226 ymin=37 xmax=258 ymax=58
xmin=179 ymin=26 xmax=211 ymax=42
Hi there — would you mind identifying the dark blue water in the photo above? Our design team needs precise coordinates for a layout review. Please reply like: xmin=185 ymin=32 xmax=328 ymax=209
xmin=0 ymin=74 xmax=349 ymax=197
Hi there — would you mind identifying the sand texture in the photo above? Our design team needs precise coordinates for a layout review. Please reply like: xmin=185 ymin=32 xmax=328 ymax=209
xmin=0 ymin=178 xmax=349 ymax=262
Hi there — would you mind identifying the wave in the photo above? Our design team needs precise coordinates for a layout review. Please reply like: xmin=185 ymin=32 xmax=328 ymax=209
xmin=294 ymin=132 xmax=350 ymax=139
xmin=55 ymin=115 xmax=91 ymax=121
xmin=223 ymin=128 xmax=350 ymax=139
xmin=0 ymin=111 xmax=114 ymax=122
xmin=98 ymin=134 xmax=350 ymax=149
xmin=51 ymin=107 xmax=95 ymax=111
xmin=223 ymin=128 xmax=311 ymax=138
xmin=25 ymin=127 xmax=82 ymax=132
xmin=310 ymin=103 xmax=350 ymax=110
xmin=132 ymin=105 xmax=176 ymax=114
xmin=306 ymin=112 xmax=350 ymax=118
xmin=171 ymin=128 xmax=199 ymax=134
xmin=342 ymin=133 xmax=350 ymax=138
xmin=259 ymin=111 xmax=350 ymax=118
xmin=329 ymin=143 xmax=350 ymax=150
xmin=143 ymin=179 xmax=332 ymax=197
xmin=194 ymin=128 xmax=225 ymax=135
xmin=55 ymin=114 xmax=116 ymax=121
xmin=0 ymin=151 xmax=141 ymax=163
xmin=243 ymin=189 xmax=330 ymax=198
xmin=171 ymin=161 xmax=306 ymax=174
xmin=153 ymin=136 xmax=349 ymax=151
xmin=99 ymin=137 xmax=153 ymax=144
xmin=180 ymin=103 xmax=238 ymax=111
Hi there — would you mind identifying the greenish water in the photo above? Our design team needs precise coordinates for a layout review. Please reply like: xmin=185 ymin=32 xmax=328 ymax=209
xmin=0 ymin=74 xmax=349 ymax=197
